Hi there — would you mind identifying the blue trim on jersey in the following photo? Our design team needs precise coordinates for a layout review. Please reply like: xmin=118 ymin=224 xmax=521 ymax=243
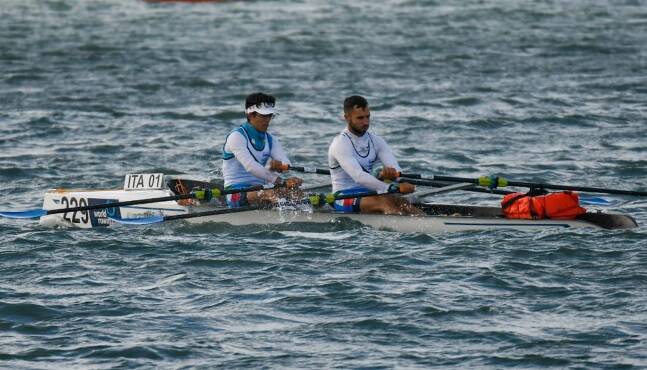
xmin=242 ymin=123 xmax=267 ymax=151
xmin=222 ymin=124 xmax=273 ymax=161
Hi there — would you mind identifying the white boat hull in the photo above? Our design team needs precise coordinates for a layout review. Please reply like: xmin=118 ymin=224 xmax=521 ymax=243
xmin=39 ymin=186 xmax=637 ymax=233
xmin=182 ymin=208 xmax=613 ymax=233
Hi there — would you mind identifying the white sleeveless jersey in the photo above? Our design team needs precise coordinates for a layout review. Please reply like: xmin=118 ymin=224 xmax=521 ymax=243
xmin=328 ymin=128 xmax=401 ymax=193
xmin=222 ymin=126 xmax=290 ymax=186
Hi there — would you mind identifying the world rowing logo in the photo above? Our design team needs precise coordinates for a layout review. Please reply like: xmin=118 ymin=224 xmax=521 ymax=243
xmin=88 ymin=198 xmax=121 ymax=227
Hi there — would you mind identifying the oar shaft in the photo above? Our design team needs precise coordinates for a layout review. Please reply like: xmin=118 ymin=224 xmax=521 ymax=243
xmin=411 ymin=175 xmax=478 ymax=184
xmin=499 ymin=181 xmax=647 ymax=196
xmin=286 ymin=166 xmax=506 ymax=201
xmin=44 ymin=193 xmax=193 ymax=215
xmin=401 ymin=174 xmax=486 ymax=186
xmin=287 ymin=165 xmax=647 ymax=196
xmin=288 ymin=166 xmax=331 ymax=175
xmin=162 ymin=205 xmax=262 ymax=221
xmin=403 ymin=178 xmax=513 ymax=195
xmin=44 ymin=184 xmax=266 ymax=216
xmin=400 ymin=173 xmax=647 ymax=196
xmin=332 ymin=191 xmax=379 ymax=200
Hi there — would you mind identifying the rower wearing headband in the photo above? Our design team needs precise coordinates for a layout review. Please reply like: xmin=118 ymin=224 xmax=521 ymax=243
xmin=222 ymin=92 xmax=302 ymax=207
xmin=327 ymin=95 xmax=423 ymax=215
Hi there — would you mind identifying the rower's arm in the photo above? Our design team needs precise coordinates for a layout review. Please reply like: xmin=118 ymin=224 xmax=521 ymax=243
xmin=331 ymin=137 xmax=390 ymax=193
xmin=373 ymin=135 xmax=401 ymax=172
xmin=225 ymin=132 xmax=279 ymax=184
xmin=269 ymin=136 xmax=291 ymax=166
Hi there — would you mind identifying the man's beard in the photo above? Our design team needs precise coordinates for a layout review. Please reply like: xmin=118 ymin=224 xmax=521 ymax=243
xmin=349 ymin=122 xmax=368 ymax=136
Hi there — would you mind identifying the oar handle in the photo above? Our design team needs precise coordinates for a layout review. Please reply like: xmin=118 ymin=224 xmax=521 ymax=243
xmin=287 ymin=165 xmax=331 ymax=175
xmin=269 ymin=162 xmax=331 ymax=175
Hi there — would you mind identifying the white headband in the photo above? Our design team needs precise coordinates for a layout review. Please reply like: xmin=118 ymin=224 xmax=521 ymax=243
xmin=246 ymin=102 xmax=277 ymax=115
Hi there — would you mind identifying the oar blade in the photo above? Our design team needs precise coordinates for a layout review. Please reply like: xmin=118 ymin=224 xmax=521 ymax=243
xmin=0 ymin=209 xmax=47 ymax=219
xmin=580 ymin=196 xmax=612 ymax=206
xmin=109 ymin=215 xmax=165 ymax=225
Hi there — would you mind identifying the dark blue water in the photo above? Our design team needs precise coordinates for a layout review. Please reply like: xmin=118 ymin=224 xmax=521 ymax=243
xmin=1 ymin=1 xmax=646 ymax=368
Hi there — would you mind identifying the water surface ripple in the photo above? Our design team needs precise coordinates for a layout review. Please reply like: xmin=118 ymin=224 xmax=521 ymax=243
xmin=1 ymin=0 xmax=646 ymax=368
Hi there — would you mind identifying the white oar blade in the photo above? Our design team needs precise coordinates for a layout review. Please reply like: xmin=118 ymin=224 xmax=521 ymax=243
xmin=109 ymin=215 xmax=164 ymax=225
xmin=0 ymin=209 xmax=47 ymax=219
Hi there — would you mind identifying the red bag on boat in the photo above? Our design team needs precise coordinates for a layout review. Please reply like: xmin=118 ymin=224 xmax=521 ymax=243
xmin=501 ymin=191 xmax=587 ymax=220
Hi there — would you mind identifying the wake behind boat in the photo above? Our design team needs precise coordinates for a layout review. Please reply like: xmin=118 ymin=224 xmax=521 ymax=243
xmin=27 ymin=173 xmax=638 ymax=233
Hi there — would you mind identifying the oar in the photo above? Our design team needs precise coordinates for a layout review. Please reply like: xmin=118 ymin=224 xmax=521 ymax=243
xmin=282 ymin=165 xmax=618 ymax=204
xmin=0 ymin=184 xmax=269 ymax=219
xmin=307 ymin=182 xmax=432 ymax=207
xmin=281 ymin=165 xmax=331 ymax=175
xmin=406 ymin=182 xmax=474 ymax=201
xmin=404 ymin=178 xmax=611 ymax=205
xmin=110 ymin=182 xmax=332 ymax=225
xmin=399 ymin=173 xmax=647 ymax=196
xmin=110 ymin=205 xmax=263 ymax=225
xmin=283 ymin=165 xmax=520 ymax=200
xmin=283 ymin=164 xmax=514 ymax=198
xmin=404 ymin=178 xmax=511 ymax=195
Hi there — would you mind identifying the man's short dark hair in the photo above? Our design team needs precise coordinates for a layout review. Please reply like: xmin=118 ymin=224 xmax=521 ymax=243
xmin=344 ymin=95 xmax=368 ymax=114
xmin=245 ymin=92 xmax=276 ymax=110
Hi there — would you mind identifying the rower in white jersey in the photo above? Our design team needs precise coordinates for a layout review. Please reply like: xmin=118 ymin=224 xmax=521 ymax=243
xmin=221 ymin=92 xmax=302 ymax=208
xmin=327 ymin=95 xmax=423 ymax=215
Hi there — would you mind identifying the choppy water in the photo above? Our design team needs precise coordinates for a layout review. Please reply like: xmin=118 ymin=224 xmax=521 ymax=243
xmin=1 ymin=0 xmax=646 ymax=368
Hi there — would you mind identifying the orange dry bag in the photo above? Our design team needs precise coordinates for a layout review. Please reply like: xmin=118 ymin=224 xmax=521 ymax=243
xmin=501 ymin=191 xmax=587 ymax=220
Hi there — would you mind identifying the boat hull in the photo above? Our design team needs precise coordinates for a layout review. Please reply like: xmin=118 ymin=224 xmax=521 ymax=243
xmin=182 ymin=208 xmax=618 ymax=233
xmin=38 ymin=188 xmax=638 ymax=233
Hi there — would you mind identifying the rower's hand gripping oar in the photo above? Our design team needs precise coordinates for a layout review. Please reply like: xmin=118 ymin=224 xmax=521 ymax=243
xmin=272 ymin=162 xmax=399 ymax=180
xmin=0 ymin=184 xmax=272 ymax=219
xmin=270 ymin=162 xmax=418 ymax=192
